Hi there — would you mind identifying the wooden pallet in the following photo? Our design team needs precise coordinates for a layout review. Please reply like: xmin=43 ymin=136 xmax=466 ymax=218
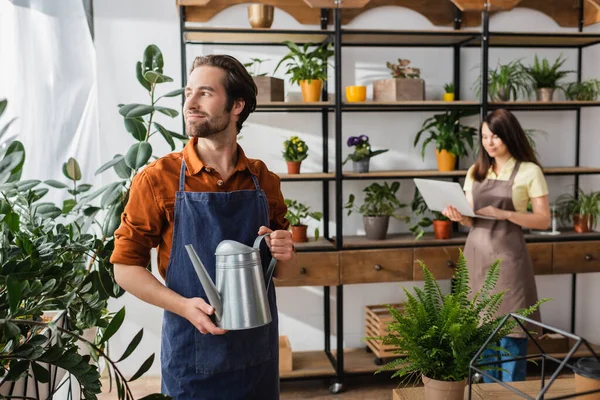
xmin=364 ymin=303 xmax=406 ymax=363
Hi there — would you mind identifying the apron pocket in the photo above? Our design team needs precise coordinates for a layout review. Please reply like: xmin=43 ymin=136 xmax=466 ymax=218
xmin=195 ymin=322 xmax=272 ymax=375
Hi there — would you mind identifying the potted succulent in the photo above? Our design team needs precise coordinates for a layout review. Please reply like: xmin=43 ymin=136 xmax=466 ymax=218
xmin=282 ymin=135 xmax=308 ymax=174
xmin=344 ymin=182 xmax=409 ymax=240
xmin=409 ymin=188 xmax=452 ymax=240
xmin=284 ymin=199 xmax=322 ymax=243
xmin=563 ymin=78 xmax=600 ymax=101
xmin=474 ymin=59 xmax=533 ymax=101
xmin=274 ymin=41 xmax=333 ymax=102
xmin=413 ymin=110 xmax=477 ymax=172
xmin=244 ymin=57 xmax=284 ymax=103
xmin=374 ymin=251 xmax=546 ymax=400
xmin=342 ymin=135 xmax=388 ymax=173
xmin=373 ymin=58 xmax=425 ymax=101
xmin=523 ymin=54 xmax=573 ymax=102
xmin=556 ymin=189 xmax=600 ymax=233
xmin=443 ymin=82 xmax=455 ymax=102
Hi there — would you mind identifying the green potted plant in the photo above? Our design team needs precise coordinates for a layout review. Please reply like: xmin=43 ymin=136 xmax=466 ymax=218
xmin=284 ymin=199 xmax=322 ymax=243
xmin=374 ymin=58 xmax=425 ymax=102
xmin=443 ymin=82 xmax=455 ymax=102
xmin=409 ymin=188 xmax=452 ymax=240
xmin=563 ymin=79 xmax=600 ymax=101
xmin=474 ymin=59 xmax=533 ymax=101
xmin=555 ymin=189 xmax=600 ymax=233
xmin=523 ymin=54 xmax=573 ymax=102
xmin=282 ymin=135 xmax=308 ymax=174
xmin=342 ymin=135 xmax=388 ymax=173
xmin=273 ymin=41 xmax=333 ymax=102
xmin=344 ymin=182 xmax=409 ymax=240
xmin=413 ymin=110 xmax=477 ymax=172
xmin=244 ymin=57 xmax=284 ymax=103
xmin=374 ymin=251 xmax=546 ymax=400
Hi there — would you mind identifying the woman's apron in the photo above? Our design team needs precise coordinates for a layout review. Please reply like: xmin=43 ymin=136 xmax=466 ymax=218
xmin=464 ymin=161 xmax=541 ymax=336
xmin=160 ymin=159 xmax=279 ymax=399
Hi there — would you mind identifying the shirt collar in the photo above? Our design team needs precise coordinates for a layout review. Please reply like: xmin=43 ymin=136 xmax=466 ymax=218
xmin=182 ymin=137 xmax=257 ymax=176
xmin=489 ymin=156 xmax=516 ymax=178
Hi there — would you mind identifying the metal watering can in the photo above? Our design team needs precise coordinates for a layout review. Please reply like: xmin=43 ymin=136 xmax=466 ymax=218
xmin=184 ymin=234 xmax=276 ymax=330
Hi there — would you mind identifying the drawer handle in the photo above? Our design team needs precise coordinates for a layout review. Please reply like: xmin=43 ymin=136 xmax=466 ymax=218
xmin=585 ymin=254 xmax=593 ymax=261
xmin=374 ymin=264 xmax=383 ymax=271
xmin=299 ymin=267 xmax=307 ymax=275
xmin=447 ymin=260 xmax=455 ymax=268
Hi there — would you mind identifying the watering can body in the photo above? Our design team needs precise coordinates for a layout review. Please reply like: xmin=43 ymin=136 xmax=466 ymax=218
xmin=185 ymin=234 xmax=276 ymax=330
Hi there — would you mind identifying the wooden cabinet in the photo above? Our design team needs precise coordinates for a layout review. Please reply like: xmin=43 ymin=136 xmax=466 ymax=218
xmin=413 ymin=246 xmax=463 ymax=281
xmin=553 ymin=241 xmax=600 ymax=274
xmin=274 ymin=252 xmax=339 ymax=287
xmin=528 ymin=243 xmax=552 ymax=275
xmin=341 ymin=249 xmax=412 ymax=284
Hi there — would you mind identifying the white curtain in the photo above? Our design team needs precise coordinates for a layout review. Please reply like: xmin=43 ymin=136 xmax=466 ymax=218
xmin=0 ymin=0 xmax=100 ymax=201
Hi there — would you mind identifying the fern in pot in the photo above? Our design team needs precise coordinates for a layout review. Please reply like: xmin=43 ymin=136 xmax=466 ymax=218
xmin=374 ymin=251 xmax=546 ymax=400
xmin=344 ymin=182 xmax=409 ymax=240
xmin=523 ymin=54 xmax=573 ymax=102
xmin=474 ymin=59 xmax=533 ymax=101
xmin=555 ymin=189 xmax=600 ymax=233
xmin=563 ymin=78 xmax=600 ymax=101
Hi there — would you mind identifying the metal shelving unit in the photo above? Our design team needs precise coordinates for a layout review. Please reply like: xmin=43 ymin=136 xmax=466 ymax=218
xmin=178 ymin=0 xmax=600 ymax=394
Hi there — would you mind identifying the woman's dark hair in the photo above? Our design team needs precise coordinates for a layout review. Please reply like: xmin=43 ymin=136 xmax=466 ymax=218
xmin=471 ymin=108 xmax=541 ymax=182
xmin=190 ymin=55 xmax=257 ymax=133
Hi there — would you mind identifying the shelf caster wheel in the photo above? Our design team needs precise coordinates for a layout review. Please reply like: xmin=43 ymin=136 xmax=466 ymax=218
xmin=329 ymin=382 xmax=344 ymax=394
xmin=365 ymin=346 xmax=372 ymax=353
xmin=374 ymin=357 xmax=383 ymax=366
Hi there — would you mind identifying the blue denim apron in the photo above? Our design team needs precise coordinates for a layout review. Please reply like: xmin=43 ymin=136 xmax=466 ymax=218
xmin=160 ymin=159 xmax=279 ymax=399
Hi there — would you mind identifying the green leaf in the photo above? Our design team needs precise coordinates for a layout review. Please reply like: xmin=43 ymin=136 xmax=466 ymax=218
xmin=114 ymin=158 xmax=133 ymax=179
xmin=125 ymin=142 xmax=153 ymax=169
xmin=100 ymin=307 xmax=126 ymax=344
xmin=154 ymin=122 xmax=175 ymax=151
xmin=102 ymin=202 xmax=124 ymax=238
xmin=96 ymin=155 xmax=124 ymax=175
xmin=5 ymin=360 xmax=29 ymax=381
xmin=160 ymin=88 xmax=184 ymax=98
xmin=62 ymin=199 xmax=77 ymax=214
xmin=16 ymin=179 xmax=41 ymax=191
xmin=63 ymin=158 xmax=82 ymax=181
xmin=41 ymin=278 xmax=57 ymax=293
xmin=136 ymin=61 xmax=152 ymax=91
xmin=128 ymin=353 xmax=155 ymax=382
xmin=119 ymin=104 xmax=154 ymax=118
xmin=142 ymin=44 xmax=164 ymax=74
xmin=124 ymin=117 xmax=147 ymax=141
xmin=0 ymin=99 xmax=6 ymax=116
xmin=5 ymin=141 xmax=25 ymax=182
xmin=154 ymin=106 xmax=179 ymax=118
xmin=143 ymin=71 xmax=173 ymax=84
xmin=4 ymin=321 xmax=20 ymax=339
xmin=117 ymin=329 xmax=144 ymax=362
xmin=34 ymin=203 xmax=62 ymax=219
xmin=77 ymin=184 xmax=93 ymax=193
xmin=0 ymin=151 xmax=24 ymax=184
xmin=45 ymin=179 xmax=69 ymax=189
xmin=7 ymin=275 xmax=21 ymax=314
xmin=100 ymin=182 xmax=125 ymax=208
xmin=32 ymin=362 xmax=50 ymax=383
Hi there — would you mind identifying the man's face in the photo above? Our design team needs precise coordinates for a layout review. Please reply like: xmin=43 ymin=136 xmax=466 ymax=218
xmin=183 ymin=66 xmax=233 ymax=138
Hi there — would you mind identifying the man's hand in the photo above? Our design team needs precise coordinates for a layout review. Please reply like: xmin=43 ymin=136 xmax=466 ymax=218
xmin=258 ymin=226 xmax=294 ymax=262
xmin=182 ymin=297 xmax=227 ymax=335
xmin=476 ymin=206 xmax=510 ymax=220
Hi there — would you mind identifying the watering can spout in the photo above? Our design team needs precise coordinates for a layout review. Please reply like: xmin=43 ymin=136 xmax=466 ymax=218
xmin=185 ymin=244 xmax=222 ymax=321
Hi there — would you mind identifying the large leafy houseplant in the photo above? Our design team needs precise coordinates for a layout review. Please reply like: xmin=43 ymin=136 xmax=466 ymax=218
xmin=555 ymin=188 xmax=600 ymax=233
xmin=523 ymin=54 xmax=573 ymax=101
xmin=474 ymin=59 xmax=533 ymax=101
xmin=374 ymin=251 xmax=546 ymax=392
xmin=563 ymin=79 xmax=600 ymax=101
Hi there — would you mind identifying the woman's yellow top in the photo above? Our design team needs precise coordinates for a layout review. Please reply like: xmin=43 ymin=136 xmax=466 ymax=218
xmin=463 ymin=157 xmax=549 ymax=213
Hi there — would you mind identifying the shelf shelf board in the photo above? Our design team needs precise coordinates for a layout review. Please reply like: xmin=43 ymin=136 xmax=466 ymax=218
xmin=278 ymin=172 xmax=335 ymax=181
xmin=255 ymin=101 xmax=334 ymax=112
xmin=343 ymin=169 xmax=467 ymax=180
xmin=489 ymin=101 xmax=600 ymax=110
xmin=294 ymin=238 xmax=337 ymax=252
xmin=342 ymin=100 xmax=480 ymax=112
xmin=483 ymin=32 xmax=600 ymax=48
xmin=279 ymin=350 xmax=336 ymax=379
xmin=183 ymin=27 xmax=332 ymax=45
xmin=544 ymin=167 xmax=600 ymax=175
xmin=340 ymin=29 xmax=481 ymax=47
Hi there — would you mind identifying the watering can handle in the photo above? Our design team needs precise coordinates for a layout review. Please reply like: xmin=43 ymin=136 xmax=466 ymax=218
xmin=253 ymin=233 xmax=277 ymax=292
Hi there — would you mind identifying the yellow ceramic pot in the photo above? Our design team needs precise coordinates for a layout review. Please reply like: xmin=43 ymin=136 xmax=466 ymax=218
xmin=443 ymin=93 xmax=455 ymax=102
xmin=346 ymin=85 xmax=367 ymax=102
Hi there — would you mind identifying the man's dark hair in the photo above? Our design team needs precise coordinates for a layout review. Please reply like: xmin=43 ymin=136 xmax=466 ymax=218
xmin=190 ymin=55 xmax=257 ymax=133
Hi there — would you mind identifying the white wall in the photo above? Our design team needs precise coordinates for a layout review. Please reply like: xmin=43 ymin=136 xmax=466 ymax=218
xmin=94 ymin=1 xmax=600 ymax=376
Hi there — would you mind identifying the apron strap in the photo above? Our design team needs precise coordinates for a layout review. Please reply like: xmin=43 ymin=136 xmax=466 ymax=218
xmin=251 ymin=174 xmax=261 ymax=191
xmin=179 ymin=158 xmax=187 ymax=192
xmin=508 ymin=161 xmax=521 ymax=184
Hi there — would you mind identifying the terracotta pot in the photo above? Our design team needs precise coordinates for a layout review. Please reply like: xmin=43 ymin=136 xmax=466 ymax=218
xmin=435 ymin=149 xmax=457 ymax=172
xmin=247 ymin=4 xmax=274 ymax=29
xmin=291 ymin=225 xmax=308 ymax=243
xmin=433 ymin=220 xmax=452 ymax=239
xmin=299 ymin=79 xmax=323 ymax=102
xmin=286 ymin=161 xmax=301 ymax=174
xmin=573 ymin=357 xmax=600 ymax=399
xmin=536 ymin=87 xmax=555 ymax=102
xmin=574 ymin=214 xmax=593 ymax=233
xmin=443 ymin=92 xmax=455 ymax=102
xmin=422 ymin=375 xmax=466 ymax=400
xmin=363 ymin=216 xmax=389 ymax=241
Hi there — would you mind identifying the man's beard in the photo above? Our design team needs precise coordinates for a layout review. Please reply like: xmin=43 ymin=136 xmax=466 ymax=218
xmin=186 ymin=111 xmax=231 ymax=138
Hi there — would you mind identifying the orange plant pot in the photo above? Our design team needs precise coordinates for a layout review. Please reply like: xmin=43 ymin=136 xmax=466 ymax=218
xmin=291 ymin=225 xmax=308 ymax=243
xmin=299 ymin=79 xmax=323 ymax=102
xmin=435 ymin=149 xmax=457 ymax=172
xmin=573 ymin=214 xmax=593 ymax=233
xmin=287 ymin=161 xmax=301 ymax=174
xmin=433 ymin=220 xmax=452 ymax=240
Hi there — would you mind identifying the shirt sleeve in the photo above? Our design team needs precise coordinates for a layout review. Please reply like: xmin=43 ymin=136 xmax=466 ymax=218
xmin=463 ymin=165 xmax=475 ymax=192
xmin=269 ymin=176 xmax=290 ymax=232
xmin=110 ymin=170 xmax=165 ymax=268
xmin=527 ymin=164 xmax=549 ymax=198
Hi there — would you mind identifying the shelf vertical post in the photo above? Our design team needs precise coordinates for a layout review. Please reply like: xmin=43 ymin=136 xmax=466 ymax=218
xmin=179 ymin=5 xmax=187 ymax=137
xmin=322 ymin=8 xmax=331 ymax=241
xmin=480 ymin=7 xmax=490 ymax=120
xmin=334 ymin=7 xmax=343 ymax=251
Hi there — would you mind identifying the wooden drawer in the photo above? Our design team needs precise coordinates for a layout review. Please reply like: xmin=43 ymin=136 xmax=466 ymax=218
xmin=413 ymin=246 xmax=463 ymax=281
xmin=341 ymin=249 xmax=412 ymax=284
xmin=528 ymin=243 xmax=552 ymax=275
xmin=553 ymin=241 xmax=600 ymax=274
xmin=274 ymin=252 xmax=339 ymax=287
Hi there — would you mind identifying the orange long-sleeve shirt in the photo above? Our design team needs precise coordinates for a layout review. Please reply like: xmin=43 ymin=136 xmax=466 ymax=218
xmin=109 ymin=138 xmax=289 ymax=280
